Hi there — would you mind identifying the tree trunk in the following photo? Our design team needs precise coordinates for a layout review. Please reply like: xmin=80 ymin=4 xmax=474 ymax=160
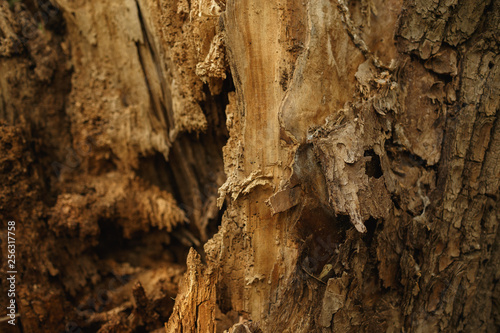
xmin=0 ymin=0 xmax=498 ymax=332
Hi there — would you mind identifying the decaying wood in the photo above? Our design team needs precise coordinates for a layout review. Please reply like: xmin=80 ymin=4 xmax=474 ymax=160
xmin=0 ymin=0 xmax=498 ymax=332
xmin=168 ymin=0 xmax=500 ymax=331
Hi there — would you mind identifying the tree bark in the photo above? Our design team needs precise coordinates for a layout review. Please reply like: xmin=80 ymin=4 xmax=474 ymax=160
xmin=0 ymin=0 xmax=499 ymax=332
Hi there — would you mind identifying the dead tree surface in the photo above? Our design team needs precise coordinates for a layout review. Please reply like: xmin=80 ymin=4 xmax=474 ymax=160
xmin=0 ymin=0 xmax=498 ymax=332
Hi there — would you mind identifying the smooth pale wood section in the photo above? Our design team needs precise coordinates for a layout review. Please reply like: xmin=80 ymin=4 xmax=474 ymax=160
xmin=223 ymin=0 xmax=287 ymax=320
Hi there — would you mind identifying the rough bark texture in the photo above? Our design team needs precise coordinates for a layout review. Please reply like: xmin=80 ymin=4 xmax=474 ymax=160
xmin=0 ymin=0 xmax=499 ymax=332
